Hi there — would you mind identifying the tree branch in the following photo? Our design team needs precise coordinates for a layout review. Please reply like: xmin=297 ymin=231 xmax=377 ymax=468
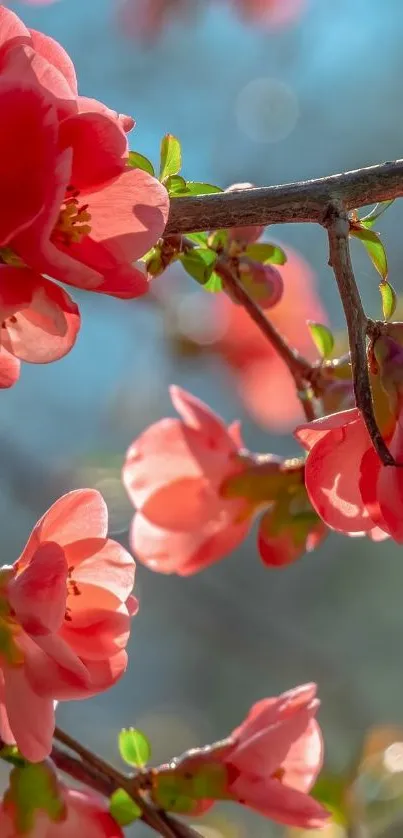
xmin=215 ymin=259 xmax=317 ymax=421
xmin=0 ymin=730 xmax=201 ymax=838
xmin=166 ymin=159 xmax=403 ymax=234
xmin=52 ymin=727 xmax=202 ymax=838
xmin=325 ymin=206 xmax=394 ymax=465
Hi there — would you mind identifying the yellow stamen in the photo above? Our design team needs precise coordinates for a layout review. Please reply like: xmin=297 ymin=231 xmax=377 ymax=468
xmin=53 ymin=190 xmax=92 ymax=246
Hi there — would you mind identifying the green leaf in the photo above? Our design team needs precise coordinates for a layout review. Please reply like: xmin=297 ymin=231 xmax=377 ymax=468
xmin=5 ymin=763 xmax=65 ymax=834
xmin=311 ymin=773 xmax=347 ymax=826
xmin=183 ymin=182 xmax=223 ymax=196
xmin=118 ymin=728 xmax=151 ymax=768
xmin=245 ymin=242 xmax=287 ymax=265
xmin=307 ymin=321 xmax=335 ymax=359
xmin=180 ymin=248 xmax=217 ymax=286
xmin=359 ymin=200 xmax=395 ymax=228
xmin=187 ymin=232 xmax=209 ymax=246
xmin=379 ymin=280 xmax=397 ymax=320
xmin=164 ymin=175 xmax=187 ymax=196
xmin=160 ymin=134 xmax=182 ymax=181
xmin=110 ymin=789 xmax=142 ymax=826
xmin=204 ymin=272 xmax=222 ymax=293
xmin=350 ymin=226 xmax=388 ymax=280
xmin=128 ymin=151 xmax=155 ymax=177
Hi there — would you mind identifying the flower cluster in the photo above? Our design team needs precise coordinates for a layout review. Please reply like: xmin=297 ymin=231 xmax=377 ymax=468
xmin=0 ymin=489 xmax=136 ymax=762
xmin=0 ymin=6 xmax=169 ymax=385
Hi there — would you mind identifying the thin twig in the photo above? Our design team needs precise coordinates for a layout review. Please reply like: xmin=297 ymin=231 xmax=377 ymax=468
xmin=49 ymin=729 xmax=201 ymax=838
xmin=325 ymin=206 xmax=394 ymax=465
xmin=214 ymin=259 xmax=317 ymax=421
xmin=166 ymin=159 xmax=403 ymax=234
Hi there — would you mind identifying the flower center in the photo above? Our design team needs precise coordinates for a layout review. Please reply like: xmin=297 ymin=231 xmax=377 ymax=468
xmin=52 ymin=186 xmax=92 ymax=247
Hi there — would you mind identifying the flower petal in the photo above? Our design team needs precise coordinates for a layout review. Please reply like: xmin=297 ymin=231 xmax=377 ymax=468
xmin=8 ymin=541 xmax=68 ymax=635
xmin=0 ymin=269 xmax=80 ymax=363
xmin=231 ymin=776 xmax=329 ymax=828
xmin=17 ymin=490 xmax=108 ymax=573
xmin=295 ymin=408 xmax=361 ymax=451
xmin=77 ymin=95 xmax=135 ymax=133
xmin=4 ymin=666 xmax=55 ymax=761
xmin=29 ymin=28 xmax=78 ymax=94
xmin=0 ymin=79 xmax=58 ymax=244
xmin=0 ymin=348 xmax=20 ymax=389
xmin=59 ymin=112 xmax=128 ymax=191
xmin=84 ymin=167 xmax=169 ymax=260
xmin=170 ymin=386 xmax=236 ymax=452
xmin=303 ymin=415 xmax=373 ymax=532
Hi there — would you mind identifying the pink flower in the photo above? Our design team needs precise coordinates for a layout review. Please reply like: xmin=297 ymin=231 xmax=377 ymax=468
xmin=234 ymin=0 xmax=306 ymax=29
xmin=153 ymin=684 xmax=328 ymax=828
xmin=295 ymin=408 xmax=394 ymax=540
xmin=0 ymin=489 xmax=137 ymax=762
xmin=123 ymin=385 xmax=252 ymax=574
xmin=1 ymin=769 xmax=123 ymax=837
xmin=116 ymin=0 xmax=194 ymax=41
xmin=0 ymin=7 xmax=169 ymax=368
xmin=123 ymin=386 xmax=326 ymax=573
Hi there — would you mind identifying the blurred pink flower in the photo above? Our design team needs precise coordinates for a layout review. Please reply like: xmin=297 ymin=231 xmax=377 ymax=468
xmin=153 ymin=683 xmax=328 ymax=828
xmin=123 ymin=386 xmax=326 ymax=573
xmin=234 ymin=0 xmax=306 ymax=28
xmin=214 ymin=246 xmax=328 ymax=432
xmin=0 ymin=489 xmax=137 ymax=762
xmin=1 ymin=779 xmax=123 ymax=837
xmin=123 ymin=385 xmax=252 ymax=574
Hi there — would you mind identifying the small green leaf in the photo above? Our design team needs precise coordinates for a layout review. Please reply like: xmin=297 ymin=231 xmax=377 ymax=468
xmin=379 ymin=280 xmax=397 ymax=320
xmin=182 ymin=182 xmax=223 ymax=196
xmin=118 ymin=728 xmax=151 ymax=768
xmin=245 ymin=242 xmax=287 ymax=265
xmin=311 ymin=773 xmax=347 ymax=826
xmin=160 ymin=134 xmax=182 ymax=181
xmin=307 ymin=321 xmax=335 ymax=359
xmin=350 ymin=226 xmax=388 ymax=280
xmin=204 ymin=272 xmax=222 ymax=293
xmin=187 ymin=232 xmax=209 ymax=246
xmin=180 ymin=248 xmax=217 ymax=286
xmin=359 ymin=200 xmax=394 ymax=228
xmin=5 ymin=763 xmax=65 ymax=835
xmin=164 ymin=174 xmax=187 ymax=196
xmin=110 ymin=789 xmax=142 ymax=826
xmin=128 ymin=151 xmax=155 ymax=177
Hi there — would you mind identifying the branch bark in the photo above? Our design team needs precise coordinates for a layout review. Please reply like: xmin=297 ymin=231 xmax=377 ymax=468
xmin=166 ymin=159 xmax=403 ymax=234
xmin=325 ymin=206 xmax=394 ymax=465
xmin=215 ymin=259 xmax=317 ymax=421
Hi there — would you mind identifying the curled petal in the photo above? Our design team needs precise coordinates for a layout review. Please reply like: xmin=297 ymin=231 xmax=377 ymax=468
xmin=77 ymin=95 xmax=135 ymax=133
xmin=0 ymin=269 xmax=80 ymax=363
xmin=59 ymin=112 xmax=128 ymax=191
xmin=295 ymin=408 xmax=361 ymax=451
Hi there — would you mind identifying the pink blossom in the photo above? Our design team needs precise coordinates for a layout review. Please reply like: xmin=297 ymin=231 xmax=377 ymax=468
xmin=123 ymin=386 xmax=326 ymax=573
xmin=1 ymin=780 xmax=123 ymax=837
xmin=0 ymin=489 xmax=137 ymax=762
xmin=153 ymin=684 xmax=328 ymax=828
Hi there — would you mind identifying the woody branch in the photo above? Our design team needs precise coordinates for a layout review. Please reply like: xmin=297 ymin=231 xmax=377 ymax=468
xmin=165 ymin=159 xmax=403 ymax=464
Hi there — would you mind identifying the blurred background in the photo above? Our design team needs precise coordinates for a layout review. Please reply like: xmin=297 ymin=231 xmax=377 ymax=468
xmin=5 ymin=0 xmax=403 ymax=835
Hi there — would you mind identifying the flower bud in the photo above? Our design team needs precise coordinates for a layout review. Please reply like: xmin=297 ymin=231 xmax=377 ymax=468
xmin=237 ymin=259 xmax=284 ymax=308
